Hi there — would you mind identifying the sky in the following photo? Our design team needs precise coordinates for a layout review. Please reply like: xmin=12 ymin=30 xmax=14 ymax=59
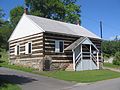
xmin=0 ymin=0 xmax=120 ymax=40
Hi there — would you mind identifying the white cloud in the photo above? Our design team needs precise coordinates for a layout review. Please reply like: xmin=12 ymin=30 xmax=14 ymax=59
xmin=109 ymin=35 xmax=120 ymax=40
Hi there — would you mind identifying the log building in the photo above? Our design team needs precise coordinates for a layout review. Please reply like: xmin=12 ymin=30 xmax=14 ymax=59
xmin=8 ymin=13 xmax=102 ymax=71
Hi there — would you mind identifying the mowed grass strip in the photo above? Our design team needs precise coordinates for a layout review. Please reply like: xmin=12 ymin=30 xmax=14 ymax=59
xmin=104 ymin=63 xmax=120 ymax=69
xmin=0 ymin=62 xmax=35 ymax=73
xmin=35 ymin=70 xmax=120 ymax=83
xmin=0 ymin=50 xmax=120 ymax=83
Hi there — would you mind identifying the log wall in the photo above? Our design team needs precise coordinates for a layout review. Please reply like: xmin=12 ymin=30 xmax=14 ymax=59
xmin=43 ymin=32 xmax=102 ymax=63
xmin=9 ymin=33 xmax=44 ymax=70
xmin=9 ymin=31 xmax=102 ymax=70
xmin=44 ymin=32 xmax=78 ymax=63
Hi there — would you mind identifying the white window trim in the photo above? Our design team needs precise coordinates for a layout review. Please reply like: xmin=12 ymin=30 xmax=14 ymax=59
xmin=55 ymin=40 xmax=64 ymax=53
xmin=15 ymin=44 xmax=20 ymax=55
xmin=25 ymin=42 xmax=32 ymax=54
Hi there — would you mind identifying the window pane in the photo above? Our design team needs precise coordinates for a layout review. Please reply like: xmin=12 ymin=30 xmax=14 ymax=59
xmin=28 ymin=43 xmax=32 ymax=53
xmin=55 ymin=41 xmax=59 ymax=52
xmin=59 ymin=41 xmax=63 ymax=52
xmin=17 ymin=45 xmax=19 ymax=55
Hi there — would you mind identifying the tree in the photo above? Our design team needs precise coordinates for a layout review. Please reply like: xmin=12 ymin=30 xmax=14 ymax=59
xmin=113 ymin=52 xmax=120 ymax=65
xmin=102 ymin=40 xmax=120 ymax=57
xmin=25 ymin=0 xmax=81 ymax=24
xmin=0 ymin=21 xmax=13 ymax=50
xmin=10 ymin=6 xmax=24 ymax=28
xmin=0 ymin=7 xmax=13 ymax=50
xmin=0 ymin=8 xmax=5 ymax=27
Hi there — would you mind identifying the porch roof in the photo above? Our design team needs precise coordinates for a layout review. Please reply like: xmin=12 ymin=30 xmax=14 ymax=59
xmin=64 ymin=37 xmax=85 ymax=50
xmin=64 ymin=37 xmax=99 ymax=51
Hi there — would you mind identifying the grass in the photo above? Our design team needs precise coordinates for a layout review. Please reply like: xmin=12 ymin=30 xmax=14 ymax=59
xmin=0 ymin=62 xmax=35 ymax=73
xmin=0 ymin=49 xmax=120 ymax=83
xmin=0 ymin=79 xmax=21 ymax=90
xmin=0 ymin=49 xmax=35 ymax=73
xmin=104 ymin=63 xmax=120 ymax=69
xmin=35 ymin=70 xmax=120 ymax=83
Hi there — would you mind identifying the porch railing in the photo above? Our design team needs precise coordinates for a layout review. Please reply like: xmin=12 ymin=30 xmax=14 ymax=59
xmin=90 ymin=53 xmax=97 ymax=66
xmin=75 ymin=52 xmax=98 ymax=69
xmin=75 ymin=53 xmax=82 ymax=68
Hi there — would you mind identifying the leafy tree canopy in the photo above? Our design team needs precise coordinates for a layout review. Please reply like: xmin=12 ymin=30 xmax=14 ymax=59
xmin=113 ymin=52 xmax=120 ymax=66
xmin=25 ymin=0 xmax=81 ymax=24
xmin=10 ymin=6 xmax=24 ymax=28
xmin=0 ymin=8 xmax=5 ymax=27
xmin=102 ymin=40 xmax=120 ymax=57
xmin=0 ymin=21 xmax=13 ymax=50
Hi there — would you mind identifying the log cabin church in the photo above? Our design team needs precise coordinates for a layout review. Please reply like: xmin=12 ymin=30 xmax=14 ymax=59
xmin=8 ymin=12 xmax=102 ymax=71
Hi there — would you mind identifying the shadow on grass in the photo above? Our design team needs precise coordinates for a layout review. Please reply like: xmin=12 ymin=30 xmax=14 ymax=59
xmin=0 ymin=74 xmax=37 ymax=89
xmin=0 ymin=60 xmax=5 ymax=63
xmin=0 ymin=60 xmax=5 ymax=67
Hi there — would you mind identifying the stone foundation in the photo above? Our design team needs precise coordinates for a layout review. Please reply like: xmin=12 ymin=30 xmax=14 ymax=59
xmin=50 ymin=62 xmax=70 ymax=71
xmin=10 ymin=59 xmax=43 ymax=70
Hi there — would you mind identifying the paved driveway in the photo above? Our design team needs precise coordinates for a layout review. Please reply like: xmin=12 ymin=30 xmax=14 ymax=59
xmin=0 ymin=67 xmax=74 ymax=90
xmin=0 ymin=67 xmax=120 ymax=90
xmin=64 ymin=78 xmax=120 ymax=90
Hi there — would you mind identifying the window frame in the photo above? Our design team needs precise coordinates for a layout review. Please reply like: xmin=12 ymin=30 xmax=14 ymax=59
xmin=15 ymin=44 xmax=20 ymax=55
xmin=25 ymin=42 xmax=32 ymax=54
xmin=55 ymin=40 xmax=64 ymax=53
xmin=28 ymin=42 xmax=32 ymax=54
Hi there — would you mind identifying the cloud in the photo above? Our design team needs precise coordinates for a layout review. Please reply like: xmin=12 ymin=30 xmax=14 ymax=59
xmin=109 ymin=35 xmax=120 ymax=40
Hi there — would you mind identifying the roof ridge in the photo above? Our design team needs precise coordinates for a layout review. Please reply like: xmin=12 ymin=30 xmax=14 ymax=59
xmin=26 ymin=14 xmax=101 ymax=39
xmin=26 ymin=14 xmax=81 ymax=27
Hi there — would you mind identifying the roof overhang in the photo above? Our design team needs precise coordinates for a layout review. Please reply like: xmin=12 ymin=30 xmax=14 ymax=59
xmin=64 ymin=37 xmax=99 ymax=52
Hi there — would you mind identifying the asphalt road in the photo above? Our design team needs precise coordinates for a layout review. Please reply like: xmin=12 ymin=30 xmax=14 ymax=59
xmin=0 ymin=67 xmax=74 ymax=90
xmin=64 ymin=78 xmax=120 ymax=90
xmin=0 ymin=67 xmax=120 ymax=90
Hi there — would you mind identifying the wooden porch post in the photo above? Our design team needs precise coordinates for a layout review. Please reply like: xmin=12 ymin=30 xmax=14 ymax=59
xmin=72 ymin=50 xmax=76 ymax=71
xmin=81 ymin=44 xmax=83 ymax=70
xmin=81 ymin=44 xmax=82 ymax=59
xmin=90 ymin=44 xmax=91 ymax=60
xmin=97 ymin=52 xmax=99 ymax=69
xmin=90 ymin=44 xmax=92 ymax=70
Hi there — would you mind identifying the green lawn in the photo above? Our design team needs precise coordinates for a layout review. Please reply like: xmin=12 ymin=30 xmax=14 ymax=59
xmin=0 ymin=79 xmax=21 ymax=90
xmin=0 ymin=49 xmax=35 ymax=73
xmin=0 ymin=62 xmax=35 ymax=73
xmin=104 ymin=63 xmax=120 ymax=69
xmin=0 ymin=50 xmax=120 ymax=83
xmin=35 ymin=70 xmax=120 ymax=83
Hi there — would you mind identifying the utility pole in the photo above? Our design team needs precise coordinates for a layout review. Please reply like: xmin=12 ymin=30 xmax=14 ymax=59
xmin=100 ymin=21 xmax=103 ymax=67
xmin=100 ymin=21 xmax=103 ymax=39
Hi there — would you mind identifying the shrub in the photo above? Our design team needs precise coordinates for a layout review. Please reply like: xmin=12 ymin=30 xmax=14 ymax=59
xmin=113 ymin=52 xmax=120 ymax=65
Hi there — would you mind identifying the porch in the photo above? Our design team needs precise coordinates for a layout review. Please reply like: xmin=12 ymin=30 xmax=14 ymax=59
xmin=65 ymin=37 xmax=100 ymax=71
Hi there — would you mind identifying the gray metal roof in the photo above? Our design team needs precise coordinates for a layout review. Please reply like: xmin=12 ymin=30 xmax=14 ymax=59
xmin=64 ymin=37 xmax=85 ymax=50
xmin=27 ymin=15 xmax=101 ymax=39
xmin=65 ymin=37 xmax=99 ymax=51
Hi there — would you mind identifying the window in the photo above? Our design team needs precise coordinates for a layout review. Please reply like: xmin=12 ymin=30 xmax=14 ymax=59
xmin=25 ymin=42 xmax=32 ymax=54
xmin=55 ymin=40 xmax=64 ymax=53
xmin=28 ymin=43 xmax=32 ymax=54
xmin=59 ymin=41 xmax=64 ymax=52
xmin=17 ymin=45 xmax=20 ymax=55
xmin=15 ymin=44 xmax=20 ymax=55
